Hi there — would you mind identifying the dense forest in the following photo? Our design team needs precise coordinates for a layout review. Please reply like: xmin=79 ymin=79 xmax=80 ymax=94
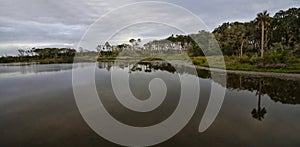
xmin=214 ymin=8 xmax=300 ymax=57
xmin=154 ymin=8 xmax=300 ymax=63
xmin=142 ymin=8 xmax=300 ymax=72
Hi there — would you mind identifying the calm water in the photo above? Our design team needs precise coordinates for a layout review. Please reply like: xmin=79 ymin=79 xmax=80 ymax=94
xmin=0 ymin=62 xmax=300 ymax=146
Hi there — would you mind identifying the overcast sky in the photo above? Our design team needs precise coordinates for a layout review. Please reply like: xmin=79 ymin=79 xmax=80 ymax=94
xmin=0 ymin=0 xmax=299 ymax=55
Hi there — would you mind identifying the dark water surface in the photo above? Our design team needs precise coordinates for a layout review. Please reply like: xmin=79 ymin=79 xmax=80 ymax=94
xmin=0 ymin=62 xmax=300 ymax=146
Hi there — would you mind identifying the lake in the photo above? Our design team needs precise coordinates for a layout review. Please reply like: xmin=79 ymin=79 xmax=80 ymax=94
xmin=0 ymin=62 xmax=300 ymax=146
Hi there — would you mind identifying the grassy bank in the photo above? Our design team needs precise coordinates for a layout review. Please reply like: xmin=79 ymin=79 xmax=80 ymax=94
xmin=192 ymin=56 xmax=300 ymax=73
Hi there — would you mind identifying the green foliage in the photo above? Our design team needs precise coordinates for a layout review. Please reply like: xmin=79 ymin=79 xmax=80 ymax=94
xmin=249 ymin=54 xmax=263 ymax=64
xmin=238 ymin=55 xmax=250 ymax=64
xmin=213 ymin=8 xmax=300 ymax=57
xmin=263 ymin=49 xmax=289 ymax=64
xmin=192 ymin=56 xmax=208 ymax=66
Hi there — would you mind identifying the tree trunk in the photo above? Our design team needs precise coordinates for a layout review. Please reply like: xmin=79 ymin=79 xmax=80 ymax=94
xmin=261 ymin=22 xmax=264 ymax=58
xmin=265 ymin=29 xmax=269 ymax=50
xmin=240 ymin=40 xmax=244 ymax=58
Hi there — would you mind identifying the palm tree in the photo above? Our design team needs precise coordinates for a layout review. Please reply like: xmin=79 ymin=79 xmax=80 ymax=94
xmin=256 ymin=10 xmax=271 ymax=58
xmin=251 ymin=79 xmax=267 ymax=121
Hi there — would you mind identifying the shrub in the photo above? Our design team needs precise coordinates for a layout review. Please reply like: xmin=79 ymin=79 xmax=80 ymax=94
xmin=238 ymin=55 xmax=250 ymax=64
xmin=264 ymin=49 xmax=289 ymax=64
xmin=250 ymin=54 xmax=262 ymax=65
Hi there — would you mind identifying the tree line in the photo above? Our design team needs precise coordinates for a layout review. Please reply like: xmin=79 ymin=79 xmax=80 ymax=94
xmin=213 ymin=8 xmax=299 ymax=57
xmin=152 ymin=8 xmax=299 ymax=60
xmin=0 ymin=48 xmax=77 ymax=63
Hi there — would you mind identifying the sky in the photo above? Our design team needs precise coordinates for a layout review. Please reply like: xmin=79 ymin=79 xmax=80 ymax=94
xmin=0 ymin=0 xmax=299 ymax=55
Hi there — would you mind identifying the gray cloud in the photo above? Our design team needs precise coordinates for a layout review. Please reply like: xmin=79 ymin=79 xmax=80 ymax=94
xmin=0 ymin=0 xmax=296 ymax=55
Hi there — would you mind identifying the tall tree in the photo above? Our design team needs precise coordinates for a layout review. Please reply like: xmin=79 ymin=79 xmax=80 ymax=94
xmin=256 ymin=10 xmax=271 ymax=58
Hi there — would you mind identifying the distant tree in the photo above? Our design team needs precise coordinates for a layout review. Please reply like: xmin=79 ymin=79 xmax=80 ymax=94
xmin=271 ymin=8 xmax=300 ymax=54
xmin=17 ymin=49 xmax=25 ymax=57
xmin=79 ymin=47 xmax=84 ymax=53
xmin=137 ymin=38 xmax=142 ymax=49
xmin=105 ymin=42 xmax=111 ymax=51
xmin=129 ymin=39 xmax=136 ymax=44
xmin=129 ymin=38 xmax=142 ymax=50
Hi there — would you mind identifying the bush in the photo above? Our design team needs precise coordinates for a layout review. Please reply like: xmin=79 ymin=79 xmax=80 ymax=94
xmin=192 ymin=57 xmax=208 ymax=66
xmin=263 ymin=49 xmax=289 ymax=64
xmin=238 ymin=55 xmax=250 ymax=64
xmin=250 ymin=54 xmax=263 ymax=64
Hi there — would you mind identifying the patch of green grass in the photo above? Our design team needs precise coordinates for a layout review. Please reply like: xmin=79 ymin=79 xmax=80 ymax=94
xmin=192 ymin=55 xmax=300 ymax=73
xmin=141 ymin=57 xmax=163 ymax=61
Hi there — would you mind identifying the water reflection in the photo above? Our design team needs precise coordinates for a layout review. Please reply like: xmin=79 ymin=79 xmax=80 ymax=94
xmin=1 ymin=61 xmax=300 ymax=146
xmin=227 ymin=74 xmax=300 ymax=105
xmin=251 ymin=79 xmax=267 ymax=121
xmin=97 ymin=61 xmax=300 ymax=107
xmin=131 ymin=62 xmax=176 ymax=73
xmin=0 ymin=63 xmax=85 ymax=77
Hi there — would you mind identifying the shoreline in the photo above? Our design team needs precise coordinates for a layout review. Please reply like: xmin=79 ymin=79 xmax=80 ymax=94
xmin=194 ymin=65 xmax=300 ymax=80
xmin=1 ymin=60 xmax=300 ymax=79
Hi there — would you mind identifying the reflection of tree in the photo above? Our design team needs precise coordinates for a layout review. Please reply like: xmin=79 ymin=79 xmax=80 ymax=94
xmin=131 ymin=62 xmax=176 ymax=73
xmin=226 ymin=74 xmax=300 ymax=105
xmin=263 ymin=78 xmax=300 ymax=104
xmin=98 ymin=62 xmax=113 ymax=71
xmin=106 ymin=62 xmax=112 ymax=71
xmin=97 ymin=61 xmax=300 ymax=105
xmin=251 ymin=79 xmax=267 ymax=121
